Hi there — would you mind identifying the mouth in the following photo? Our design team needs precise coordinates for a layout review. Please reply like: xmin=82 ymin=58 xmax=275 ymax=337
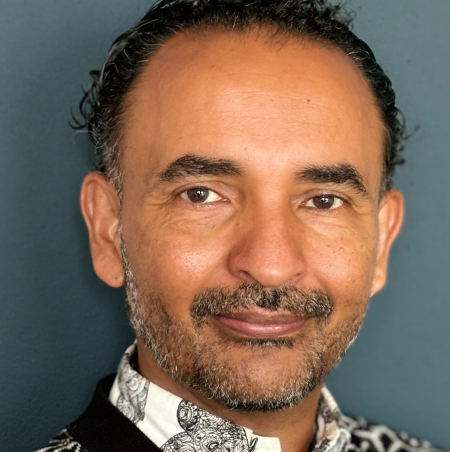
xmin=212 ymin=309 xmax=307 ymax=338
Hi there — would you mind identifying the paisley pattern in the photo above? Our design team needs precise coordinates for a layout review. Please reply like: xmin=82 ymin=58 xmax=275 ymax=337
xmin=161 ymin=400 xmax=257 ymax=452
xmin=35 ymin=345 xmax=447 ymax=452
xmin=35 ymin=417 xmax=447 ymax=452
xmin=115 ymin=350 xmax=150 ymax=424
xmin=318 ymin=394 xmax=339 ymax=424
xmin=312 ymin=393 xmax=350 ymax=452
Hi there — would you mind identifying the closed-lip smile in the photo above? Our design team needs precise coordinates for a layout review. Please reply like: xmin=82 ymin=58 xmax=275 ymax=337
xmin=212 ymin=310 xmax=307 ymax=338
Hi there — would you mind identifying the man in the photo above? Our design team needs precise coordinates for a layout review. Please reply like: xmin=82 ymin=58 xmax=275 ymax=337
xmin=37 ymin=0 xmax=443 ymax=451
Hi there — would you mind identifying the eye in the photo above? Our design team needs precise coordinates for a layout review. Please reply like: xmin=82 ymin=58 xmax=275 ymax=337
xmin=305 ymin=194 xmax=344 ymax=210
xmin=180 ymin=187 xmax=221 ymax=204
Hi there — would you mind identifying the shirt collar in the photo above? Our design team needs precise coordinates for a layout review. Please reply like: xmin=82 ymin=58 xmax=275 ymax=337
xmin=109 ymin=344 xmax=350 ymax=452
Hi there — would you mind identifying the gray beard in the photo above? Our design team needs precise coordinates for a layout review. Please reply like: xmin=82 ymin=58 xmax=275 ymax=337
xmin=121 ymin=240 xmax=365 ymax=412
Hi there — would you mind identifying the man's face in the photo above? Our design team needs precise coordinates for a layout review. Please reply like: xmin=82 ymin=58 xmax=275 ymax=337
xmin=85 ymin=30 xmax=403 ymax=411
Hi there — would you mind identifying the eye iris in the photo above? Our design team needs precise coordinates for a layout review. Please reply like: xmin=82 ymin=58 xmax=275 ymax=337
xmin=313 ymin=195 xmax=335 ymax=209
xmin=186 ymin=188 xmax=209 ymax=203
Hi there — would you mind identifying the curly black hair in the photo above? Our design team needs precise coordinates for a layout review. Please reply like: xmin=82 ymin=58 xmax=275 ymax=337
xmin=73 ymin=0 xmax=405 ymax=198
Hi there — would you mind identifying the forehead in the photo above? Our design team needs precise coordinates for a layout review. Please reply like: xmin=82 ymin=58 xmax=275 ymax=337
xmin=121 ymin=29 xmax=384 ymax=193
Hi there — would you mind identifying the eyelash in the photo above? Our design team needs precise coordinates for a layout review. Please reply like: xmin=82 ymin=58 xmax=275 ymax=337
xmin=177 ymin=186 xmax=349 ymax=211
xmin=177 ymin=186 xmax=223 ymax=205
xmin=302 ymin=193 xmax=349 ymax=210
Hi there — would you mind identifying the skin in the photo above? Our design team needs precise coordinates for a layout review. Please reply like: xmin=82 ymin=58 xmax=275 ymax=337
xmin=80 ymin=30 xmax=404 ymax=452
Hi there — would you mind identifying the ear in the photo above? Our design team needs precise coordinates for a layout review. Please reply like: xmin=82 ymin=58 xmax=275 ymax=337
xmin=371 ymin=187 xmax=404 ymax=295
xmin=80 ymin=172 xmax=124 ymax=288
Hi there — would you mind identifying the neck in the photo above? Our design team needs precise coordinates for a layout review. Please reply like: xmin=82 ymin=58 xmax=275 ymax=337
xmin=136 ymin=338 xmax=322 ymax=452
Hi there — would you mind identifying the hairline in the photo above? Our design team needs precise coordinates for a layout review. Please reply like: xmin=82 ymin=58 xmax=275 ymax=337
xmin=108 ymin=24 xmax=390 ymax=202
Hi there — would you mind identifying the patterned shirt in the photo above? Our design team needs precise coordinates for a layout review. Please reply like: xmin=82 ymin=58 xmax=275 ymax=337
xmin=36 ymin=344 xmax=446 ymax=452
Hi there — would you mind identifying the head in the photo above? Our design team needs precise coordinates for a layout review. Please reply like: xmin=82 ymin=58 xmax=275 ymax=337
xmin=79 ymin=0 xmax=404 ymax=412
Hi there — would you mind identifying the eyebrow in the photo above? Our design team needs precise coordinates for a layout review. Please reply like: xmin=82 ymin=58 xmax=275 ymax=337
xmin=155 ymin=156 xmax=369 ymax=197
xmin=157 ymin=154 xmax=243 ymax=183
xmin=296 ymin=164 xmax=369 ymax=197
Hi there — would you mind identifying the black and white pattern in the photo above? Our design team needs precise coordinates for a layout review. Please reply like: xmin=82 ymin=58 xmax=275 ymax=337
xmin=35 ymin=345 xmax=447 ymax=452
xmin=35 ymin=430 xmax=86 ymax=452
xmin=341 ymin=415 xmax=445 ymax=452
xmin=312 ymin=393 xmax=350 ymax=452
xmin=317 ymin=394 xmax=340 ymax=424
xmin=161 ymin=400 xmax=257 ymax=452
xmin=116 ymin=350 xmax=150 ymax=424
xmin=35 ymin=415 xmax=447 ymax=452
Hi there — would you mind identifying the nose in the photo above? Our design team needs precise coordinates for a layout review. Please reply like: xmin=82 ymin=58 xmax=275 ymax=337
xmin=227 ymin=206 xmax=306 ymax=288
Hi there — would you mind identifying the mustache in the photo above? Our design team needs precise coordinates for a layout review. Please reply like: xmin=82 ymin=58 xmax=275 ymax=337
xmin=191 ymin=282 xmax=333 ymax=322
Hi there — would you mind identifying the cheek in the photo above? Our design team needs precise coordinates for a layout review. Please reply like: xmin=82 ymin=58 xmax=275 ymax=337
xmin=306 ymin=222 xmax=378 ymax=311
xmin=122 ymin=213 xmax=232 ymax=316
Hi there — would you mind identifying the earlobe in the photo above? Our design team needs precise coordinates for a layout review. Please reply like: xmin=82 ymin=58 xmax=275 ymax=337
xmin=80 ymin=172 xmax=124 ymax=288
xmin=371 ymin=188 xmax=405 ymax=295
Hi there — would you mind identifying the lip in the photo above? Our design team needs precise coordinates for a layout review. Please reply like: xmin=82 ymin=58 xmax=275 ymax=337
xmin=212 ymin=311 xmax=306 ymax=338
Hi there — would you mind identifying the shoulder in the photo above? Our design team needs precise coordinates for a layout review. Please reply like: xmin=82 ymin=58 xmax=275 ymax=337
xmin=341 ymin=414 xmax=447 ymax=452
xmin=34 ymin=429 xmax=87 ymax=452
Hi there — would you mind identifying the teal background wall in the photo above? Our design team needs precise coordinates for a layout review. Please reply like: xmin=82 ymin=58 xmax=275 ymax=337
xmin=1 ymin=1 xmax=449 ymax=450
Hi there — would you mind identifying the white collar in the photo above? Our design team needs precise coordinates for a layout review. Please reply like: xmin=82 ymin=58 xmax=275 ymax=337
xmin=109 ymin=344 xmax=350 ymax=452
